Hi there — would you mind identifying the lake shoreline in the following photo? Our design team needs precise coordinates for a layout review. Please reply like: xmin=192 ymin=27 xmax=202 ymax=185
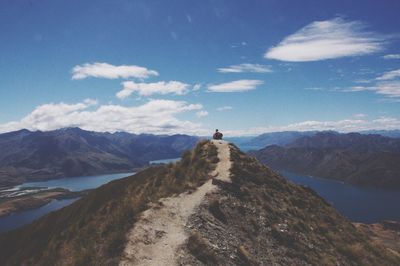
xmin=0 ymin=171 xmax=135 ymax=232
xmin=0 ymin=171 xmax=136 ymax=219
xmin=1 ymin=167 xmax=399 ymax=234
xmin=280 ymin=170 xmax=400 ymax=223
xmin=0 ymin=167 xmax=145 ymax=190
xmin=278 ymin=169 xmax=400 ymax=191
xmin=0 ymin=188 xmax=88 ymax=218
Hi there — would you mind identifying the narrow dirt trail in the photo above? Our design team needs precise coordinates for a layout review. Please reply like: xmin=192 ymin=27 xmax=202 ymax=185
xmin=211 ymin=140 xmax=232 ymax=183
xmin=119 ymin=140 xmax=231 ymax=266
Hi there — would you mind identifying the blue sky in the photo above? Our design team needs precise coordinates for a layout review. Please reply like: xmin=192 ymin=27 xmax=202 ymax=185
xmin=1 ymin=0 xmax=400 ymax=136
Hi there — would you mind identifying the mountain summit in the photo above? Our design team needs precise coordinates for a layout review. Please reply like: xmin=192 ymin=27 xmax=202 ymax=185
xmin=0 ymin=140 xmax=398 ymax=265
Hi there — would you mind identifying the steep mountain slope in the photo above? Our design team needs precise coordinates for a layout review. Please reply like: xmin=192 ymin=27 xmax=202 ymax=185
xmin=0 ymin=128 xmax=198 ymax=187
xmin=120 ymin=140 xmax=231 ymax=265
xmin=0 ymin=140 xmax=398 ymax=265
xmin=0 ymin=140 xmax=218 ymax=265
xmin=251 ymin=132 xmax=400 ymax=188
xmin=178 ymin=144 xmax=399 ymax=265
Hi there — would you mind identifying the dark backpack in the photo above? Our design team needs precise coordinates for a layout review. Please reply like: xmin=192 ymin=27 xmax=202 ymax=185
xmin=213 ymin=132 xmax=223 ymax=140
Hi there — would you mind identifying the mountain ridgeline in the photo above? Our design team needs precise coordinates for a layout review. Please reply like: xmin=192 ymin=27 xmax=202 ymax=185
xmin=0 ymin=128 xmax=198 ymax=187
xmin=242 ymin=130 xmax=319 ymax=148
xmin=250 ymin=132 xmax=400 ymax=188
xmin=0 ymin=141 xmax=398 ymax=265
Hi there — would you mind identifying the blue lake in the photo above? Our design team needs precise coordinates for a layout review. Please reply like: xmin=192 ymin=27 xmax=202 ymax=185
xmin=19 ymin=172 xmax=133 ymax=192
xmin=282 ymin=171 xmax=400 ymax=223
xmin=0 ymin=172 xmax=133 ymax=233
xmin=1 ymin=168 xmax=399 ymax=234
xmin=0 ymin=198 xmax=78 ymax=233
xmin=149 ymin=158 xmax=180 ymax=165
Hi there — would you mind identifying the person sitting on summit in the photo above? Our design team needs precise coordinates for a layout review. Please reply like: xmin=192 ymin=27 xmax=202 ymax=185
xmin=213 ymin=129 xmax=223 ymax=140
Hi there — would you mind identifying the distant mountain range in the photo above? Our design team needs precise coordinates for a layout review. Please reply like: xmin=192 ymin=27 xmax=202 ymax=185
xmin=239 ymin=130 xmax=400 ymax=149
xmin=360 ymin=129 xmax=400 ymax=138
xmin=250 ymin=132 xmax=400 ymax=188
xmin=241 ymin=131 xmax=319 ymax=148
xmin=1 ymin=128 xmax=399 ymax=188
xmin=0 ymin=128 xmax=199 ymax=187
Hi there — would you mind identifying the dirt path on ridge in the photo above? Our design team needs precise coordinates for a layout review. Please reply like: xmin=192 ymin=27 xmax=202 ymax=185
xmin=119 ymin=140 xmax=231 ymax=266
xmin=211 ymin=140 xmax=231 ymax=183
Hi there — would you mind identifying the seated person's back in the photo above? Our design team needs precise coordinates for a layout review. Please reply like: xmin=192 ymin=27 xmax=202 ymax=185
xmin=213 ymin=129 xmax=223 ymax=140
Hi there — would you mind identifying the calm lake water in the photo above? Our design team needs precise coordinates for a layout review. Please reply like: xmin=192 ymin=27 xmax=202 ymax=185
xmin=0 ymin=198 xmax=78 ymax=233
xmin=19 ymin=172 xmax=133 ymax=192
xmin=1 ymin=168 xmax=399 ymax=234
xmin=282 ymin=171 xmax=400 ymax=223
xmin=0 ymin=172 xmax=133 ymax=233
xmin=149 ymin=158 xmax=180 ymax=165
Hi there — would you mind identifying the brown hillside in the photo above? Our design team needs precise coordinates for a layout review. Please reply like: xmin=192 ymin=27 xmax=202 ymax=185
xmin=178 ymin=143 xmax=400 ymax=265
xmin=0 ymin=140 xmax=398 ymax=265
xmin=0 ymin=140 xmax=218 ymax=265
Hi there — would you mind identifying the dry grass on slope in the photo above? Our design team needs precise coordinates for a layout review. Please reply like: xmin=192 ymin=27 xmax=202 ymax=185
xmin=180 ymin=143 xmax=400 ymax=266
xmin=229 ymin=144 xmax=400 ymax=265
xmin=0 ymin=140 xmax=218 ymax=266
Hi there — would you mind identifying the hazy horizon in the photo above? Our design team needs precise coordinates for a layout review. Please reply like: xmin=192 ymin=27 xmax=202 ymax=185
xmin=2 ymin=126 xmax=400 ymax=138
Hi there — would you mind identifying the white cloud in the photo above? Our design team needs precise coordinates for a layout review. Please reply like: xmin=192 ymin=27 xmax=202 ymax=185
xmin=208 ymin=80 xmax=263 ymax=92
xmin=218 ymin=63 xmax=272 ymax=73
xmin=196 ymin=110 xmax=208 ymax=118
xmin=372 ymin=116 xmax=400 ymax=128
xmin=117 ymin=81 xmax=190 ymax=99
xmin=72 ymin=62 xmax=158 ymax=80
xmin=276 ymin=119 xmax=367 ymax=132
xmin=346 ymin=81 xmax=400 ymax=98
xmin=3 ymin=100 xmax=399 ymax=137
xmin=0 ymin=99 xmax=207 ymax=135
xmin=225 ymin=117 xmax=400 ymax=136
xmin=382 ymin=54 xmax=400 ymax=59
xmin=265 ymin=17 xmax=385 ymax=62
xmin=376 ymin=69 xmax=400 ymax=81
xmin=217 ymin=106 xmax=233 ymax=111
xmin=373 ymin=81 xmax=400 ymax=98
xmin=345 ymin=86 xmax=374 ymax=92
xmin=345 ymin=69 xmax=400 ymax=98
xmin=353 ymin=113 xmax=367 ymax=118
xmin=193 ymin=83 xmax=201 ymax=91
xmin=343 ymin=66 xmax=400 ymax=98
xmin=83 ymin=98 xmax=98 ymax=105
